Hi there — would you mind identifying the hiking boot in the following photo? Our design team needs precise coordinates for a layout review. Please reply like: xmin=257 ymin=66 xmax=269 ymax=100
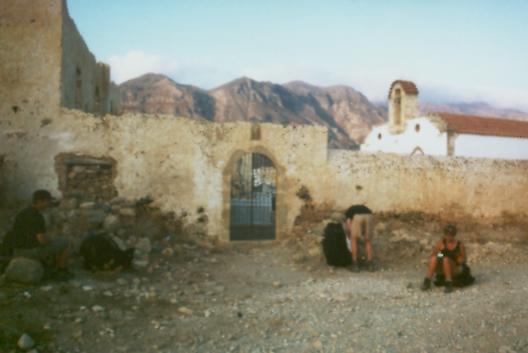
xmin=365 ymin=261 xmax=377 ymax=272
xmin=421 ymin=278 xmax=432 ymax=291
xmin=348 ymin=263 xmax=360 ymax=273
xmin=444 ymin=281 xmax=453 ymax=294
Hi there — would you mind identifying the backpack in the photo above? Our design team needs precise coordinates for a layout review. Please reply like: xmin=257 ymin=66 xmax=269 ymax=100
xmin=321 ymin=222 xmax=352 ymax=267
xmin=434 ymin=263 xmax=475 ymax=287
xmin=80 ymin=233 xmax=135 ymax=271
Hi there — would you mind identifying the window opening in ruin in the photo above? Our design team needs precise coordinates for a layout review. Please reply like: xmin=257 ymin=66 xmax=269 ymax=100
xmin=75 ymin=67 xmax=83 ymax=109
xmin=377 ymin=133 xmax=382 ymax=140
xmin=56 ymin=154 xmax=117 ymax=202
xmin=230 ymin=153 xmax=276 ymax=241
xmin=415 ymin=123 xmax=421 ymax=132
xmin=94 ymin=86 xmax=101 ymax=115
xmin=393 ymin=88 xmax=402 ymax=126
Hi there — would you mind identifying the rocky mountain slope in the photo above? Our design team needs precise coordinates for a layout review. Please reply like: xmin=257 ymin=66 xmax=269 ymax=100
xmin=120 ymin=75 xmax=388 ymax=148
xmin=120 ymin=74 xmax=215 ymax=121
xmin=285 ymin=81 xmax=386 ymax=142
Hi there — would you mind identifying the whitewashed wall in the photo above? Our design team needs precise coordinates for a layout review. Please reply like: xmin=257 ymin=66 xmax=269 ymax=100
xmin=361 ymin=117 xmax=447 ymax=156
xmin=455 ymin=134 xmax=528 ymax=160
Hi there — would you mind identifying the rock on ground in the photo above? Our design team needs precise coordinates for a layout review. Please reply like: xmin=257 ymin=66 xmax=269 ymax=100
xmin=5 ymin=258 xmax=44 ymax=284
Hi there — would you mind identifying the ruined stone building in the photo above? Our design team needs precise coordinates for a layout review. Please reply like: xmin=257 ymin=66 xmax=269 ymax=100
xmin=362 ymin=80 xmax=528 ymax=160
xmin=1 ymin=1 xmax=528 ymax=243
xmin=0 ymin=0 xmax=121 ymax=118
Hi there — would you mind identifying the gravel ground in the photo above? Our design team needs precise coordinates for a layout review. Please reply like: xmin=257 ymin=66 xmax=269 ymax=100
xmin=1 ymin=221 xmax=528 ymax=353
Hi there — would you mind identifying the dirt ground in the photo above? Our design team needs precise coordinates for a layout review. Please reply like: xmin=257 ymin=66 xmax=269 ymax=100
xmin=1 ymin=215 xmax=528 ymax=353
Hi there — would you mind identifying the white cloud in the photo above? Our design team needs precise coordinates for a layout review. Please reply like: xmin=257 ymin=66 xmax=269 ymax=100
xmin=107 ymin=51 xmax=180 ymax=84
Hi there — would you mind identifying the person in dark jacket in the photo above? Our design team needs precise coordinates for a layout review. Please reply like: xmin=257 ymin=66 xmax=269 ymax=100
xmin=10 ymin=190 xmax=72 ymax=280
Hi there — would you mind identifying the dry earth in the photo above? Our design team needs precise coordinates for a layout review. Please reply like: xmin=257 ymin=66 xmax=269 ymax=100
xmin=1 ymin=214 xmax=528 ymax=353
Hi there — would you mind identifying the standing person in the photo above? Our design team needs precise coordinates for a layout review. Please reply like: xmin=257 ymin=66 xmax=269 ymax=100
xmin=343 ymin=205 xmax=375 ymax=272
xmin=421 ymin=224 xmax=466 ymax=293
xmin=9 ymin=190 xmax=73 ymax=280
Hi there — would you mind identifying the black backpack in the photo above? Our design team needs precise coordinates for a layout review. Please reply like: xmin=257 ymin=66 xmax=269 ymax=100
xmin=434 ymin=263 xmax=475 ymax=287
xmin=321 ymin=222 xmax=352 ymax=267
xmin=80 ymin=232 xmax=135 ymax=271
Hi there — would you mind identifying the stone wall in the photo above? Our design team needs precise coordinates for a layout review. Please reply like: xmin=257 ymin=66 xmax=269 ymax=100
xmin=0 ymin=0 xmax=63 ymax=119
xmin=323 ymin=150 xmax=528 ymax=220
xmin=60 ymin=1 xmax=121 ymax=116
xmin=1 ymin=108 xmax=527 ymax=243
xmin=0 ymin=0 xmax=120 ymax=119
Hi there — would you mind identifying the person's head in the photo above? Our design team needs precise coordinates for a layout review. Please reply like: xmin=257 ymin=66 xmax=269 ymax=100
xmin=443 ymin=224 xmax=457 ymax=240
xmin=32 ymin=189 xmax=53 ymax=210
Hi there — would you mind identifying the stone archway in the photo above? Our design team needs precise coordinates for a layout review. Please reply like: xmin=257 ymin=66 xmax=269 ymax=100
xmin=229 ymin=152 xmax=276 ymax=241
xmin=221 ymin=147 xmax=287 ymax=242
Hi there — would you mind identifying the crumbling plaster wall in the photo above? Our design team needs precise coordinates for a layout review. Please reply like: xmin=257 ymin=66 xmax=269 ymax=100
xmin=0 ymin=0 xmax=63 ymax=119
xmin=0 ymin=108 xmax=329 ymax=241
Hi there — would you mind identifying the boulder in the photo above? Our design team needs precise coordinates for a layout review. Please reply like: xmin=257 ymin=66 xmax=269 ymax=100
xmin=119 ymin=208 xmax=136 ymax=218
xmin=60 ymin=198 xmax=78 ymax=210
xmin=5 ymin=258 xmax=44 ymax=284
xmin=79 ymin=202 xmax=96 ymax=210
xmin=135 ymin=238 xmax=152 ymax=254
xmin=103 ymin=214 xmax=121 ymax=233
xmin=17 ymin=333 xmax=35 ymax=350
xmin=81 ymin=209 xmax=107 ymax=227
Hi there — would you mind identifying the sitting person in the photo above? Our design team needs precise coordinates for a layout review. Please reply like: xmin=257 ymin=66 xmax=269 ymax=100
xmin=343 ymin=205 xmax=375 ymax=272
xmin=9 ymin=189 xmax=73 ymax=280
xmin=421 ymin=224 xmax=466 ymax=293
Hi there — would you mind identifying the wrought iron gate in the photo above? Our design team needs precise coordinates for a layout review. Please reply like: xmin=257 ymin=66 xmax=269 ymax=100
xmin=230 ymin=153 xmax=276 ymax=241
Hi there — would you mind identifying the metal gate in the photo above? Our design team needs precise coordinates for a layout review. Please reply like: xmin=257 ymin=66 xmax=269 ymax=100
xmin=230 ymin=153 xmax=276 ymax=241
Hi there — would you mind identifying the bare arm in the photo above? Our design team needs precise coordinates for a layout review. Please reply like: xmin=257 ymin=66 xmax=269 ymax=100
xmin=430 ymin=241 xmax=442 ymax=257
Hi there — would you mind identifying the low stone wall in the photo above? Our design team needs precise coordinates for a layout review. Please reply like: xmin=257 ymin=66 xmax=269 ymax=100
xmin=321 ymin=150 xmax=528 ymax=221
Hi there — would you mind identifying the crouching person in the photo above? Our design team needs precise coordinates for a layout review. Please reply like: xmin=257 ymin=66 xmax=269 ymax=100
xmin=343 ymin=205 xmax=375 ymax=272
xmin=421 ymin=224 xmax=467 ymax=293
xmin=10 ymin=190 xmax=73 ymax=281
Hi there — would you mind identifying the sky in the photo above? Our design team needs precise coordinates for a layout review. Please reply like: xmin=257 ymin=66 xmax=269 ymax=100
xmin=68 ymin=0 xmax=528 ymax=109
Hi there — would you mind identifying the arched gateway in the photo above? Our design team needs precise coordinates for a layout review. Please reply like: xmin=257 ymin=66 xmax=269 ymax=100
xmin=230 ymin=153 xmax=277 ymax=241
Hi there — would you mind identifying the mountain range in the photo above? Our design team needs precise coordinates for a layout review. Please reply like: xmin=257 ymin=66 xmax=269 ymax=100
xmin=119 ymin=74 xmax=528 ymax=148
xmin=119 ymin=74 xmax=387 ymax=148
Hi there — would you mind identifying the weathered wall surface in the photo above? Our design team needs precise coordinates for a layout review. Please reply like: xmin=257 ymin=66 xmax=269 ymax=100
xmin=60 ymin=1 xmax=121 ymax=115
xmin=0 ymin=0 xmax=63 ymax=119
xmin=1 ymin=108 xmax=528 ymax=242
xmin=0 ymin=0 xmax=120 ymax=119
xmin=0 ymin=109 xmax=329 ymax=241
xmin=323 ymin=150 xmax=528 ymax=220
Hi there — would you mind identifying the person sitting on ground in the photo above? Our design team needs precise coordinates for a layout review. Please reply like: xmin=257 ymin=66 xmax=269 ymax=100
xmin=9 ymin=189 xmax=73 ymax=280
xmin=343 ymin=205 xmax=375 ymax=272
xmin=421 ymin=224 xmax=466 ymax=293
